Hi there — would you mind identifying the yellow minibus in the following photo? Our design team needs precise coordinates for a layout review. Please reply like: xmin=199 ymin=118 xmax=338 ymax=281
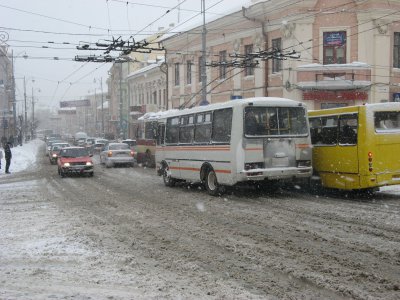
xmin=308 ymin=103 xmax=400 ymax=192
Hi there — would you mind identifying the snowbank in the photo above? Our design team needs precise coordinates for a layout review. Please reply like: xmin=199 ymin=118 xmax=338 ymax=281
xmin=1 ymin=139 xmax=44 ymax=174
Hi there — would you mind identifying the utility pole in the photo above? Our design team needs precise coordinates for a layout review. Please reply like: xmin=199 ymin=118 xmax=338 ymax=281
xmin=31 ymin=87 xmax=34 ymax=138
xmin=11 ymin=50 xmax=17 ymax=138
xmin=200 ymin=0 xmax=207 ymax=106
xmin=100 ymin=77 xmax=104 ymax=136
xmin=94 ymin=88 xmax=98 ymax=135
xmin=119 ymin=63 xmax=123 ymax=139
xmin=23 ymin=76 xmax=27 ymax=142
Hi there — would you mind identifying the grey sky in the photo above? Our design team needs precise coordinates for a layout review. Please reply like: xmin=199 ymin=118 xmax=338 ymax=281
xmin=0 ymin=0 xmax=251 ymax=114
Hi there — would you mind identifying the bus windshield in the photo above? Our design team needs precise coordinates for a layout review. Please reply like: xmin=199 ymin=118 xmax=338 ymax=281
xmin=244 ymin=106 xmax=308 ymax=136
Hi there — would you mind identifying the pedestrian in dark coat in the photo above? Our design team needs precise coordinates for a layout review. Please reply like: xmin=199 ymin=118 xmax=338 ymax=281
xmin=4 ymin=142 xmax=12 ymax=174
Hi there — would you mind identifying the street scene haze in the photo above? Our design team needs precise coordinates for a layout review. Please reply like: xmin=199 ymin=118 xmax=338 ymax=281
xmin=1 ymin=0 xmax=400 ymax=299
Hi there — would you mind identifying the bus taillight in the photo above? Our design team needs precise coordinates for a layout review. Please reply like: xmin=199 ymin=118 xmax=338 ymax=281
xmin=368 ymin=152 xmax=373 ymax=172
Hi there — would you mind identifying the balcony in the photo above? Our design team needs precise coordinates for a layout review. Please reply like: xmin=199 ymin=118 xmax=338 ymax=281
xmin=296 ymin=62 xmax=372 ymax=91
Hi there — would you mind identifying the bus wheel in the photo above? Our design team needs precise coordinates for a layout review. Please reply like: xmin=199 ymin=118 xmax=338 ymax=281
xmin=163 ymin=167 xmax=175 ymax=187
xmin=205 ymin=169 xmax=224 ymax=196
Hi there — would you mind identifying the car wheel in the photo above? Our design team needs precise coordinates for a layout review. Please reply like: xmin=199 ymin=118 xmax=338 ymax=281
xmin=88 ymin=172 xmax=94 ymax=177
xmin=205 ymin=169 xmax=224 ymax=196
xmin=163 ymin=166 xmax=175 ymax=187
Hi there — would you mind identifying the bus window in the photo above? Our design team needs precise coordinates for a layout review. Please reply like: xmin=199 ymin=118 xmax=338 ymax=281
xmin=244 ymin=110 xmax=260 ymax=135
xmin=339 ymin=114 xmax=358 ymax=145
xmin=166 ymin=117 xmax=179 ymax=144
xmin=212 ymin=108 xmax=232 ymax=143
xmin=309 ymin=117 xmax=322 ymax=144
xmin=245 ymin=107 xmax=308 ymax=136
xmin=375 ymin=111 xmax=400 ymax=132
xmin=145 ymin=121 xmax=157 ymax=139
xmin=194 ymin=112 xmax=212 ymax=143
xmin=157 ymin=123 xmax=165 ymax=145
xmin=179 ymin=114 xmax=194 ymax=144
xmin=320 ymin=116 xmax=338 ymax=145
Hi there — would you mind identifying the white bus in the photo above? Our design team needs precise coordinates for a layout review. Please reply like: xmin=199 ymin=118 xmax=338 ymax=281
xmin=155 ymin=97 xmax=313 ymax=195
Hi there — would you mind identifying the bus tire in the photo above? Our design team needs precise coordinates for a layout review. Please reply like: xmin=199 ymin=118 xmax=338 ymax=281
xmin=205 ymin=169 xmax=224 ymax=196
xmin=163 ymin=166 xmax=175 ymax=187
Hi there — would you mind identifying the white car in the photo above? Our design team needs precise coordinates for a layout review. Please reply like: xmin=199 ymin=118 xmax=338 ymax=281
xmin=99 ymin=143 xmax=136 ymax=168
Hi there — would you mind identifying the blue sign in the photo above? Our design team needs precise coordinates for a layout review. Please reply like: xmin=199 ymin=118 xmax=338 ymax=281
xmin=231 ymin=95 xmax=243 ymax=100
xmin=323 ymin=31 xmax=346 ymax=46
xmin=393 ymin=93 xmax=400 ymax=102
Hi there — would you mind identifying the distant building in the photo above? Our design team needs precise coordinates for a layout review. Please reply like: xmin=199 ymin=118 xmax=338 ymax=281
xmin=0 ymin=45 xmax=14 ymax=139
xmin=162 ymin=0 xmax=400 ymax=110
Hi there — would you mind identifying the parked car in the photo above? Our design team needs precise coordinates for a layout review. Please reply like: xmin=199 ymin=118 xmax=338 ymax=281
xmin=49 ymin=142 xmax=70 ymax=164
xmin=99 ymin=142 xmax=135 ymax=168
xmin=57 ymin=146 xmax=94 ymax=177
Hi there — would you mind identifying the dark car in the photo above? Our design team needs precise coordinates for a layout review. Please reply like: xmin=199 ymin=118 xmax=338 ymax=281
xmin=49 ymin=142 xmax=70 ymax=164
xmin=57 ymin=146 xmax=94 ymax=177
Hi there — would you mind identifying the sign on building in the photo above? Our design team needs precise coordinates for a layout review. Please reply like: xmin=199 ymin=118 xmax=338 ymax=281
xmin=60 ymin=99 xmax=90 ymax=108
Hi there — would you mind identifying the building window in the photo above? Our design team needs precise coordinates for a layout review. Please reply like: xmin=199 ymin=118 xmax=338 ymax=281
xmin=198 ymin=56 xmax=203 ymax=82
xmin=153 ymin=91 xmax=157 ymax=104
xmin=394 ymin=33 xmax=400 ymax=68
xmin=244 ymin=44 xmax=254 ymax=76
xmin=323 ymin=31 xmax=346 ymax=64
xmin=219 ymin=50 xmax=227 ymax=79
xmin=186 ymin=60 xmax=192 ymax=85
xmin=174 ymin=63 xmax=180 ymax=86
xmin=272 ymin=38 xmax=282 ymax=73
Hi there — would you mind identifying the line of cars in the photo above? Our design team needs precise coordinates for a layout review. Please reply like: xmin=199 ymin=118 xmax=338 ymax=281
xmin=45 ymin=136 xmax=137 ymax=177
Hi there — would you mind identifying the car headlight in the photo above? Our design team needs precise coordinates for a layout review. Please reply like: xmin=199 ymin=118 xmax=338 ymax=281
xmin=52 ymin=154 xmax=57 ymax=157
xmin=86 ymin=161 xmax=93 ymax=166
xmin=63 ymin=162 xmax=70 ymax=167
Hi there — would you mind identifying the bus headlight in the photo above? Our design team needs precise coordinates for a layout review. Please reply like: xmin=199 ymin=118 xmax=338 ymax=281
xmin=63 ymin=162 xmax=70 ymax=167
xmin=86 ymin=161 xmax=93 ymax=166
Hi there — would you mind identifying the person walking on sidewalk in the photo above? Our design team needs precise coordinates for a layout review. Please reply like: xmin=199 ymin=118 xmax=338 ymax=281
xmin=0 ymin=147 xmax=3 ymax=170
xmin=4 ymin=142 xmax=12 ymax=174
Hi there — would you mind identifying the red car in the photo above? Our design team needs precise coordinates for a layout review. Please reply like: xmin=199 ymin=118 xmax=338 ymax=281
xmin=57 ymin=146 xmax=94 ymax=177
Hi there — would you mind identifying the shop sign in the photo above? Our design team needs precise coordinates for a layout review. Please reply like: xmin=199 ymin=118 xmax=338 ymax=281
xmin=303 ymin=90 xmax=368 ymax=101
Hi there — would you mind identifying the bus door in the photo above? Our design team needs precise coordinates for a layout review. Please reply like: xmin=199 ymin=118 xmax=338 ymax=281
xmin=311 ymin=114 xmax=359 ymax=188
xmin=165 ymin=116 xmax=181 ymax=178
xmin=372 ymin=110 xmax=400 ymax=184
xmin=262 ymin=107 xmax=296 ymax=169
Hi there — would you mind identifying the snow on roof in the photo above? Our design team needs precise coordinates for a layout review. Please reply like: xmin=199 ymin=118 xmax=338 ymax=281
xmin=138 ymin=97 xmax=304 ymax=120
xmin=138 ymin=109 xmax=179 ymax=121
xmin=297 ymin=80 xmax=371 ymax=90
xmin=297 ymin=61 xmax=370 ymax=70
xmin=127 ymin=60 xmax=164 ymax=79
